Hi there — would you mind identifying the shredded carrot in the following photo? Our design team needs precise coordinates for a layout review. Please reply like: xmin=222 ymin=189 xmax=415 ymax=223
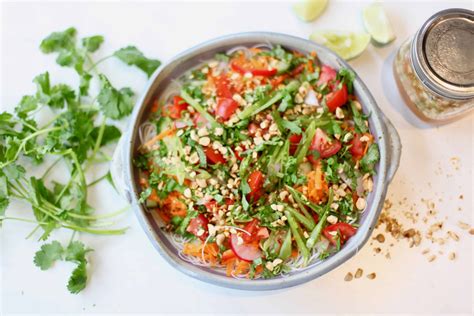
xmin=291 ymin=249 xmax=299 ymax=258
xmin=362 ymin=133 xmax=374 ymax=156
xmin=226 ymin=258 xmax=236 ymax=276
xmin=143 ymin=127 xmax=176 ymax=150
xmin=307 ymin=59 xmax=314 ymax=73
xmin=310 ymin=51 xmax=317 ymax=58
xmin=307 ymin=162 xmax=328 ymax=204
xmin=156 ymin=208 xmax=171 ymax=223
xmin=234 ymin=260 xmax=250 ymax=275
xmin=183 ymin=242 xmax=219 ymax=266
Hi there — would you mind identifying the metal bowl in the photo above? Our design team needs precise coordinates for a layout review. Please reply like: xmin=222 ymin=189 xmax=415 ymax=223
xmin=111 ymin=32 xmax=402 ymax=290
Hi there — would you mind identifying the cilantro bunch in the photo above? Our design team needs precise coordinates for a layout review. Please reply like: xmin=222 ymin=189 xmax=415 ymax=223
xmin=0 ymin=27 xmax=161 ymax=293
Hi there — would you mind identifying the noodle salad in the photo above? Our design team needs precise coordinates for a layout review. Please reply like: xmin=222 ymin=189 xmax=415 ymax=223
xmin=135 ymin=45 xmax=380 ymax=278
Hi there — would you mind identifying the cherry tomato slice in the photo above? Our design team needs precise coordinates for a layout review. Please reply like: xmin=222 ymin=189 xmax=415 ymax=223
xmin=289 ymin=134 xmax=302 ymax=155
xmin=230 ymin=61 xmax=277 ymax=77
xmin=326 ymin=84 xmax=348 ymax=112
xmin=247 ymin=170 xmax=265 ymax=202
xmin=247 ymin=122 xmax=259 ymax=137
xmin=205 ymin=147 xmax=226 ymax=164
xmin=193 ymin=113 xmax=208 ymax=127
xmin=349 ymin=133 xmax=365 ymax=160
xmin=186 ymin=214 xmax=209 ymax=241
xmin=215 ymin=75 xmax=234 ymax=99
xmin=322 ymin=223 xmax=357 ymax=245
xmin=317 ymin=65 xmax=337 ymax=87
xmin=216 ymin=97 xmax=239 ymax=120
xmin=308 ymin=128 xmax=342 ymax=162
xmin=164 ymin=96 xmax=189 ymax=119
xmin=242 ymin=219 xmax=259 ymax=243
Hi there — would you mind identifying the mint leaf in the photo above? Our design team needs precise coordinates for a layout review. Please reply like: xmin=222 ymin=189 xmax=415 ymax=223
xmin=97 ymin=74 xmax=134 ymax=119
xmin=114 ymin=46 xmax=161 ymax=77
xmin=33 ymin=241 xmax=64 ymax=270
xmin=67 ymin=261 xmax=87 ymax=294
xmin=82 ymin=35 xmax=104 ymax=53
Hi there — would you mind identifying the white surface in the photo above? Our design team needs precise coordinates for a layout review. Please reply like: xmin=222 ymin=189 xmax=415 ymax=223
xmin=1 ymin=0 xmax=473 ymax=314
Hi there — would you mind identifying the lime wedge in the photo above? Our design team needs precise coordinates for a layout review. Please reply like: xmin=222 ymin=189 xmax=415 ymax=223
xmin=309 ymin=31 xmax=371 ymax=60
xmin=362 ymin=3 xmax=396 ymax=45
xmin=293 ymin=0 xmax=328 ymax=22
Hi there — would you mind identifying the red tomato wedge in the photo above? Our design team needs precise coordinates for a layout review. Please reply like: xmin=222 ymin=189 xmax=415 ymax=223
xmin=230 ymin=234 xmax=262 ymax=262
xmin=256 ymin=227 xmax=269 ymax=240
xmin=186 ymin=214 xmax=209 ymax=241
xmin=317 ymin=65 xmax=337 ymax=86
xmin=165 ymin=96 xmax=188 ymax=119
xmin=234 ymin=149 xmax=243 ymax=161
xmin=326 ymin=84 xmax=348 ymax=112
xmin=242 ymin=219 xmax=259 ymax=242
xmin=205 ymin=147 xmax=226 ymax=164
xmin=230 ymin=61 xmax=277 ymax=77
xmin=322 ymin=223 xmax=357 ymax=245
xmin=216 ymin=97 xmax=239 ymax=120
xmin=214 ymin=75 xmax=234 ymax=98
xmin=289 ymin=134 xmax=302 ymax=155
xmin=247 ymin=170 xmax=265 ymax=202
xmin=247 ymin=122 xmax=259 ymax=136
xmin=205 ymin=198 xmax=234 ymax=211
xmin=193 ymin=113 xmax=208 ymax=127
xmin=349 ymin=133 xmax=365 ymax=160
xmin=308 ymin=128 xmax=341 ymax=163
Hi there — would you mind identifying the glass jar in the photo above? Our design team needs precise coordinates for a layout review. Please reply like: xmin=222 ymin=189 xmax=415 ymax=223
xmin=393 ymin=9 xmax=473 ymax=122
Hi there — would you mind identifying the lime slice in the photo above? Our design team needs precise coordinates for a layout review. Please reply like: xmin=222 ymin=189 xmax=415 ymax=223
xmin=309 ymin=31 xmax=371 ymax=60
xmin=293 ymin=0 xmax=328 ymax=22
xmin=362 ymin=3 xmax=396 ymax=45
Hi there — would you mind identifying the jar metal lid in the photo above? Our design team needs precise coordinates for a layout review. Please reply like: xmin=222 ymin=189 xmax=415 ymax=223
xmin=411 ymin=8 xmax=474 ymax=100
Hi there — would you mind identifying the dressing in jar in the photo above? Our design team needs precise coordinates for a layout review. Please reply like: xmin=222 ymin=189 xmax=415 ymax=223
xmin=393 ymin=8 xmax=473 ymax=122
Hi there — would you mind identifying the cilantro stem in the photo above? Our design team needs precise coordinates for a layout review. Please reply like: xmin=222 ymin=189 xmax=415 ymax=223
xmin=61 ymin=224 xmax=128 ymax=235
xmin=0 ymin=125 xmax=65 ymax=169
xmin=41 ymin=156 xmax=63 ymax=180
xmin=86 ymin=116 xmax=106 ymax=170
xmin=86 ymin=54 xmax=113 ymax=73
xmin=67 ymin=205 xmax=129 ymax=220
xmin=0 ymin=216 xmax=51 ymax=225
xmin=87 ymin=172 xmax=109 ymax=187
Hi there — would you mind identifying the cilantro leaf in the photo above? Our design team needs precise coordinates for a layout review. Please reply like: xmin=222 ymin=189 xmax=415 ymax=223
xmin=67 ymin=261 xmax=87 ymax=294
xmin=15 ymin=95 xmax=38 ymax=119
xmin=97 ymin=75 xmax=134 ymax=119
xmin=350 ymin=101 xmax=368 ymax=133
xmin=79 ymin=72 xmax=92 ymax=96
xmin=64 ymin=241 xmax=90 ymax=262
xmin=81 ymin=35 xmax=104 ymax=53
xmin=360 ymin=143 xmax=380 ymax=174
xmin=33 ymin=241 xmax=64 ymax=270
xmin=114 ymin=46 xmax=161 ymax=77
xmin=337 ymin=68 xmax=355 ymax=94
xmin=91 ymin=125 xmax=121 ymax=146
xmin=40 ymin=27 xmax=77 ymax=54
xmin=49 ymin=84 xmax=77 ymax=109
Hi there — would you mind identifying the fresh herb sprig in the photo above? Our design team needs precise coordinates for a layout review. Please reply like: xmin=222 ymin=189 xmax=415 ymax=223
xmin=0 ymin=27 xmax=162 ymax=293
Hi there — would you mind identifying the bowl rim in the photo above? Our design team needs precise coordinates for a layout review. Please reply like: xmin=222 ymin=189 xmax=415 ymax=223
xmin=121 ymin=32 xmax=394 ymax=290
